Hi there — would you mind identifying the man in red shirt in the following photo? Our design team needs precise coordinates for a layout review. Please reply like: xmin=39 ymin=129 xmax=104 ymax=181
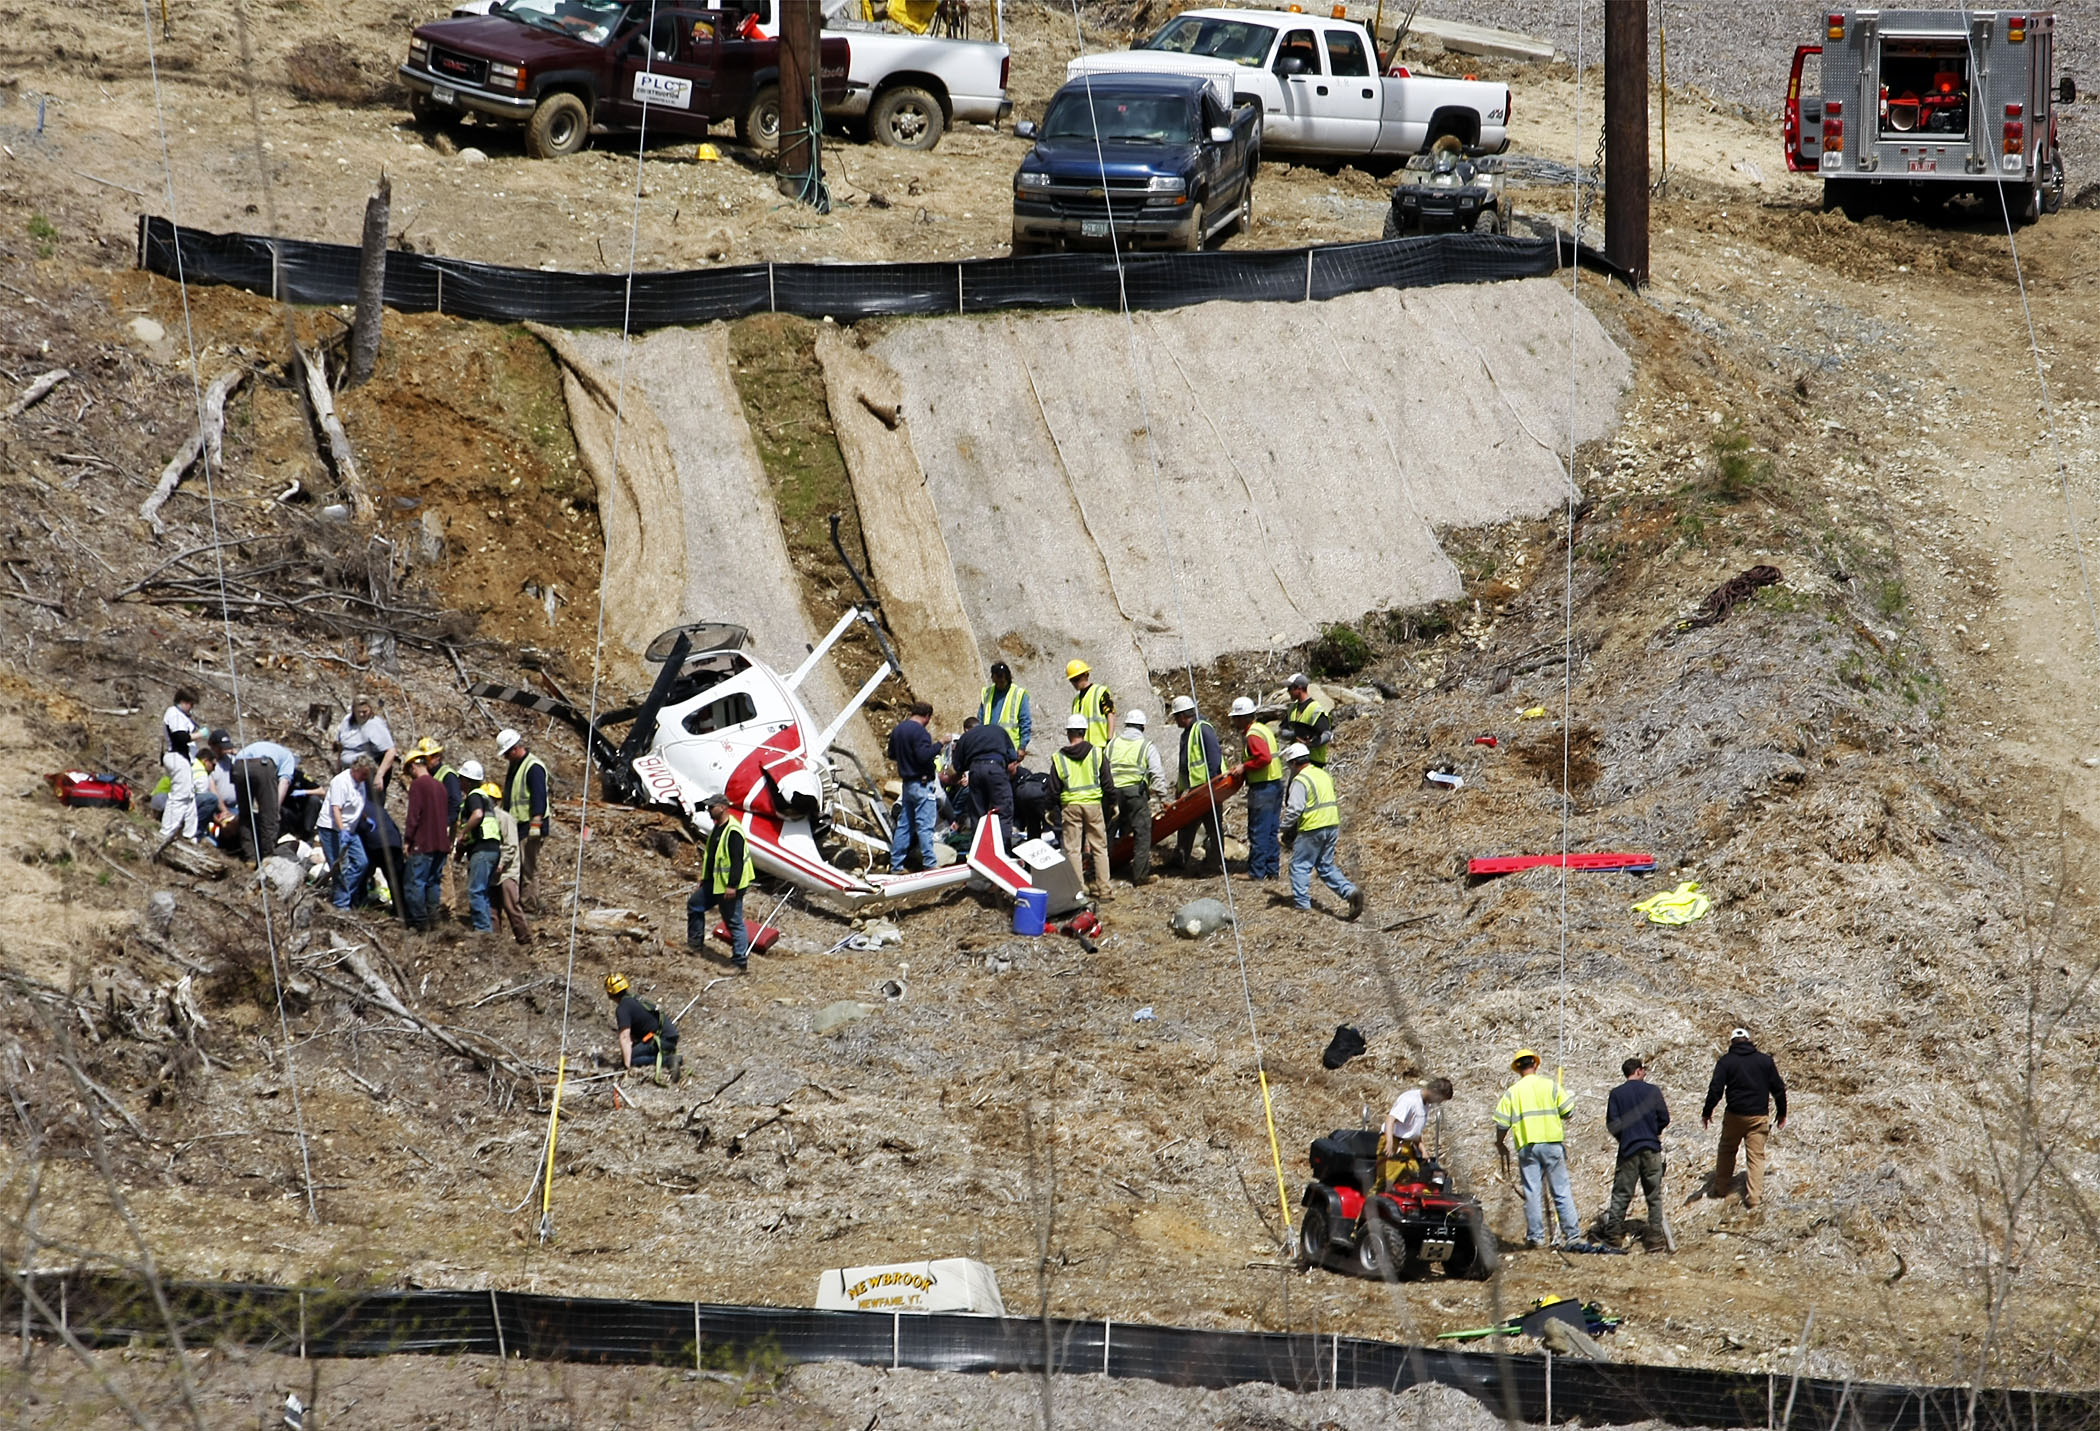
xmin=400 ymin=738 xmax=453 ymax=931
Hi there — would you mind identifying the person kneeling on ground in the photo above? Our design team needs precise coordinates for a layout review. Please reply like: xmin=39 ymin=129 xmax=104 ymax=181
xmin=687 ymin=792 xmax=755 ymax=970
xmin=605 ymin=971 xmax=680 ymax=1080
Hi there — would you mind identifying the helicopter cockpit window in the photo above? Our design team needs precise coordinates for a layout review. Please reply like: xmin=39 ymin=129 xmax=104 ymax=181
xmin=684 ymin=691 xmax=757 ymax=735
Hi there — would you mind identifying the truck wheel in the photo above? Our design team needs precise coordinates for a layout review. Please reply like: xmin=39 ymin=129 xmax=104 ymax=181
xmin=525 ymin=93 xmax=590 ymax=158
xmin=871 ymin=85 xmax=944 ymax=150
xmin=1182 ymin=200 xmax=1206 ymax=252
xmin=2004 ymin=180 xmax=2042 ymax=226
xmin=2043 ymin=149 xmax=2067 ymax=214
xmin=408 ymin=91 xmax=450 ymax=127
xmin=738 ymin=84 xmax=782 ymax=152
xmin=1382 ymin=208 xmax=1406 ymax=240
xmin=1297 ymin=1205 xmax=1330 ymax=1269
xmin=1228 ymin=168 xmax=1254 ymax=239
xmin=1010 ymin=229 xmax=1051 ymax=258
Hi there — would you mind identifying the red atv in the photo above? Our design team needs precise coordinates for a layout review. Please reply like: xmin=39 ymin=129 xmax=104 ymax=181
xmin=1297 ymin=1129 xmax=1498 ymax=1281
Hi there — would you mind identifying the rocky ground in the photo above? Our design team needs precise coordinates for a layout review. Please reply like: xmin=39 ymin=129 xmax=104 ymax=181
xmin=6 ymin=2 xmax=2100 ymax=1429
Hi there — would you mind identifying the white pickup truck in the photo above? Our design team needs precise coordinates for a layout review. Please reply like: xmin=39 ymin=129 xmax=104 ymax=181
xmin=745 ymin=0 xmax=1009 ymax=149
xmin=1070 ymin=7 xmax=1509 ymax=169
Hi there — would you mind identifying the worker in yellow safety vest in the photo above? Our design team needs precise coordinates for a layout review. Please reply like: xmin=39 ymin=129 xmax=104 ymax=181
xmin=498 ymin=728 xmax=549 ymax=915
xmin=1228 ymin=695 xmax=1283 ymax=881
xmin=1280 ymin=743 xmax=1362 ymax=918
xmin=688 ymin=792 xmax=756 ymax=970
xmin=1494 ymin=1049 xmax=1580 ymax=1248
xmin=1166 ymin=694 xmax=1222 ymax=873
xmin=1282 ymin=673 xmax=1333 ymax=767
xmin=1050 ymin=712 xmax=1111 ymax=898
xmin=978 ymin=661 xmax=1032 ymax=753
xmin=1066 ymin=659 xmax=1115 ymax=749
xmin=1104 ymin=710 xmax=1168 ymax=886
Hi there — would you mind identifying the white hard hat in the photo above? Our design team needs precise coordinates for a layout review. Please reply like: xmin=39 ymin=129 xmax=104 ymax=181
xmin=1287 ymin=672 xmax=1311 ymax=690
xmin=1064 ymin=713 xmax=1089 ymax=731
xmin=496 ymin=728 xmax=522 ymax=751
xmin=1124 ymin=710 xmax=1147 ymax=728
xmin=460 ymin=759 xmax=484 ymax=782
xmin=1169 ymin=695 xmax=1197 ymax=717
xmin=1282 ymin=742 xmax=1311 ymax=763
xmin=1228 ymin=696 xmax=1256 ymax=718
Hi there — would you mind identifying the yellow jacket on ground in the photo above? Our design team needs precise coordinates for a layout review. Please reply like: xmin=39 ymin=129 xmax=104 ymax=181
xmin=1494 ymin=1072 xmax=1572 ymax=1149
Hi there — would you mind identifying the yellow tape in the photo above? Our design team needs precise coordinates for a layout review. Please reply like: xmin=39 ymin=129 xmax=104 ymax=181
xmin=539 ymin=1054 xmax=568 ymax=1230
xmin=1256 ymin=1067 xmax=1292 ymax=1241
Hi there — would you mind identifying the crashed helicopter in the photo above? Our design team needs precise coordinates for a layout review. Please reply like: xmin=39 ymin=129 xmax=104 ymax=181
xmin=471 ymin=604 xmax=1033 ymax=909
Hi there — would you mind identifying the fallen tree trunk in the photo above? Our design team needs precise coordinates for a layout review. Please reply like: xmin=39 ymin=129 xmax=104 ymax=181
xmin=139 ymin=368 xmax=246 ymax=536
xmin=152 ymin=836 xmax=231 ymax=880
xmin=3 ymin=367 xmax=69 ymax=420
xmin=297 ymin=346 xmax=375 ymax=521
xmin=331 ymin=946 xmax=538 ymax=1083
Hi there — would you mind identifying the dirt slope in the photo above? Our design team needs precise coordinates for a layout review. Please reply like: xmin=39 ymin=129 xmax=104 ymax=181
xmin=6 ymin=3 xmax=2100 ymax=1424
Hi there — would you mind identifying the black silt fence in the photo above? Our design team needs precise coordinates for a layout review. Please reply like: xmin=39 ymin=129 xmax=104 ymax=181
xmin=9 ymin=1272 xmax=2097 ymax=1429
xmin=134 ymin=215 xmax=1616 ymax=330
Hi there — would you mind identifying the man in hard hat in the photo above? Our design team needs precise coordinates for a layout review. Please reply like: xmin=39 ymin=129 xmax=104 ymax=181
xmin=1229 ymin=696 xmax=1284 ymax=881
xmin=1281 ymin=674 xmax=1333 ymax=768
xmin=1280 ymin=743 xmax=1362 ymax=918
xmin=454 ymin=773 xmax=530 ymax=942
xmin=1066 ymin=659 xmax=1115 ymax=750
xmin=605 ymin=971 xmax=679 ymax=1080
xmin=1701 ymin=1027 xmax=1788 ymax=1209
xmin=498 ymin=728 xmax=549 ymax=914
xmin=454 ymin=758 xmax=486 ymax=920
xmin=978 ymin=661 xmax=1032 ymax=755
xmin=689 ymin=791 xmax=754 ymax=970
xmin=400 ymin=738 xmax=452 ymax=931
xmin=1169 ymin=695 xmax=1223 ymax=873
xmin=1049 ymin=712 xmax=1111 ymax=899
xmin=1495 ymin=1049 xmax=1580 ymax=1249
xmin=1105 ymin=710 xmax=1168 ymax=886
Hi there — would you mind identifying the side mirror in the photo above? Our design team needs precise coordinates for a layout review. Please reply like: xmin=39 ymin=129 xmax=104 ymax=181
xmin=1208 ymin=125 xmax=1234 ymax=144
xmin=1014 ymin=119 xmax=1037 ymax=139
xmin=2061 ymin=76 xmax=2077 ymax=105
xmin=1276 ymin=56 xmax=1308 ymax=76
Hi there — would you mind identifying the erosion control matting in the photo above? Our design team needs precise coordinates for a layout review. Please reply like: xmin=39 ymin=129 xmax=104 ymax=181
xmin=136 ymin=216 xmax=1601 ymax=329
xmin=11 ymin=1272 xmax=2096 ymax=1430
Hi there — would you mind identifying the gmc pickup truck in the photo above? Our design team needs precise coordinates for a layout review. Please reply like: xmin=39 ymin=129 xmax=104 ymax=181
xmin=1010 ymin=71 xmax=1259 ymax=255
xmin=400 ymin=0 xmax=848 ymax=158
xmin=1070 ymin=7 xmax=1509 ymax=170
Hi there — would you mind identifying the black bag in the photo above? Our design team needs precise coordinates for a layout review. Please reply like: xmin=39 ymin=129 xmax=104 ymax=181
xmin=1321 ymin=1024 xmax=1367 ymax=1069
xmin=1309 ymin=1128 xmax=1382 ymax=1190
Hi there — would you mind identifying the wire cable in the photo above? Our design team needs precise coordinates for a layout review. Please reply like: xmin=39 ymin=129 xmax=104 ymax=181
xmin=1063 ymin=0 xmax=1292 ymax=1240
xmin=541 ymin=0 xmax=666 ymax=1244
xmin=1555 ymin=0 xmax=1585 ymax=1073
xmin=140 ymin=0 xmax=317 ymax=1224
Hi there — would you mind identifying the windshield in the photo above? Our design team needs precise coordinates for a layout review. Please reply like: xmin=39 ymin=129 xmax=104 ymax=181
xmin=1042 ymin=90 xmax=1195 ymax=144
xmin=492 ymin=0 xmax=628 ymax=45
xmin=1137 ymin=15 xmax=1276 ymax=67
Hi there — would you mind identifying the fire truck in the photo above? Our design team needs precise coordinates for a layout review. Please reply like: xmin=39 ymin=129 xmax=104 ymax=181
xmin=1785 ymin=9 xmax=2072 ymax=222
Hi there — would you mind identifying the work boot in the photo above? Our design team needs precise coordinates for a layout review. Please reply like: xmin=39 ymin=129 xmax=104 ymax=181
xmin=1346 ymin=888 xmax=1366 ymax=921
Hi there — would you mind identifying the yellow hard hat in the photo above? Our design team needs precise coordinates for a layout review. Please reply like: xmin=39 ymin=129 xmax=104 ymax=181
xmin=1065 ymin=659 xmax=1090 ymax=679
xmin=1510 ymin=1047 xmax=1540 ymax=1070
xmin=480 ymin=781 xmax=504 ymax=798
xmin=694 ymin=142 xmax=722 ymax=162
xmin=605 ymin=972 xmax=631 ymax=997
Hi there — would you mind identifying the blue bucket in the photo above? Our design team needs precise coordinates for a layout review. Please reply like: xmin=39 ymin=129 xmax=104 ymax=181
xmin=1012 ymin=887 xmax=1049 ymax=937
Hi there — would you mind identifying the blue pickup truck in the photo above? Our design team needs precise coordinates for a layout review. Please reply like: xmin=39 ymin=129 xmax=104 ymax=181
xmin=1010 ymin=71 xmax=1260 ymax=256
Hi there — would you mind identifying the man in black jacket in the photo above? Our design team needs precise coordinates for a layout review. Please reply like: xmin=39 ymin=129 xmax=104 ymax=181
xmin=1602 ymin=1056 xmax=1671 ymax=1249
xmin=1702 ymin=1027 xmax=1788 ymax=1208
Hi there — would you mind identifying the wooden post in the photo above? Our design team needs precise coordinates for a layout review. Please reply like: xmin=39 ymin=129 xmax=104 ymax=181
xmin=1603 ymin=0 xmax=1649 ymax=284
xmin=349 ymin=174 xmax=390 ymax=386
xmin=777 ymin=0 xmax=820 ymax=205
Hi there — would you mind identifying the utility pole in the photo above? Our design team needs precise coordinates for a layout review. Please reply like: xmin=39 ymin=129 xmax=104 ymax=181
xmin=777 ymin=0 xmax=821 ymax=207
xmin=1602 ymin=0 xmax=1649 ymax=284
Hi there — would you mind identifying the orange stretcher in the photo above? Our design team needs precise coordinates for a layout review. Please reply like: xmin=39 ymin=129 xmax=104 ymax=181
xmin=1110 ymin=769 xmax=1246 ymax=864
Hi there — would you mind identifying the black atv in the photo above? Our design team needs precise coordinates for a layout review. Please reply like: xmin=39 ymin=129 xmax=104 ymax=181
xmin=1297 ymin=1128 xmax=1498 ymax=1281
xmin=1384 ymin=152 xmax=1508 ymax=237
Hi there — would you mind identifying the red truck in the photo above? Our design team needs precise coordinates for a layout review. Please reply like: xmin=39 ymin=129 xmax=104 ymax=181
xmin=400 ymin=0 xmax=849 ymax=158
